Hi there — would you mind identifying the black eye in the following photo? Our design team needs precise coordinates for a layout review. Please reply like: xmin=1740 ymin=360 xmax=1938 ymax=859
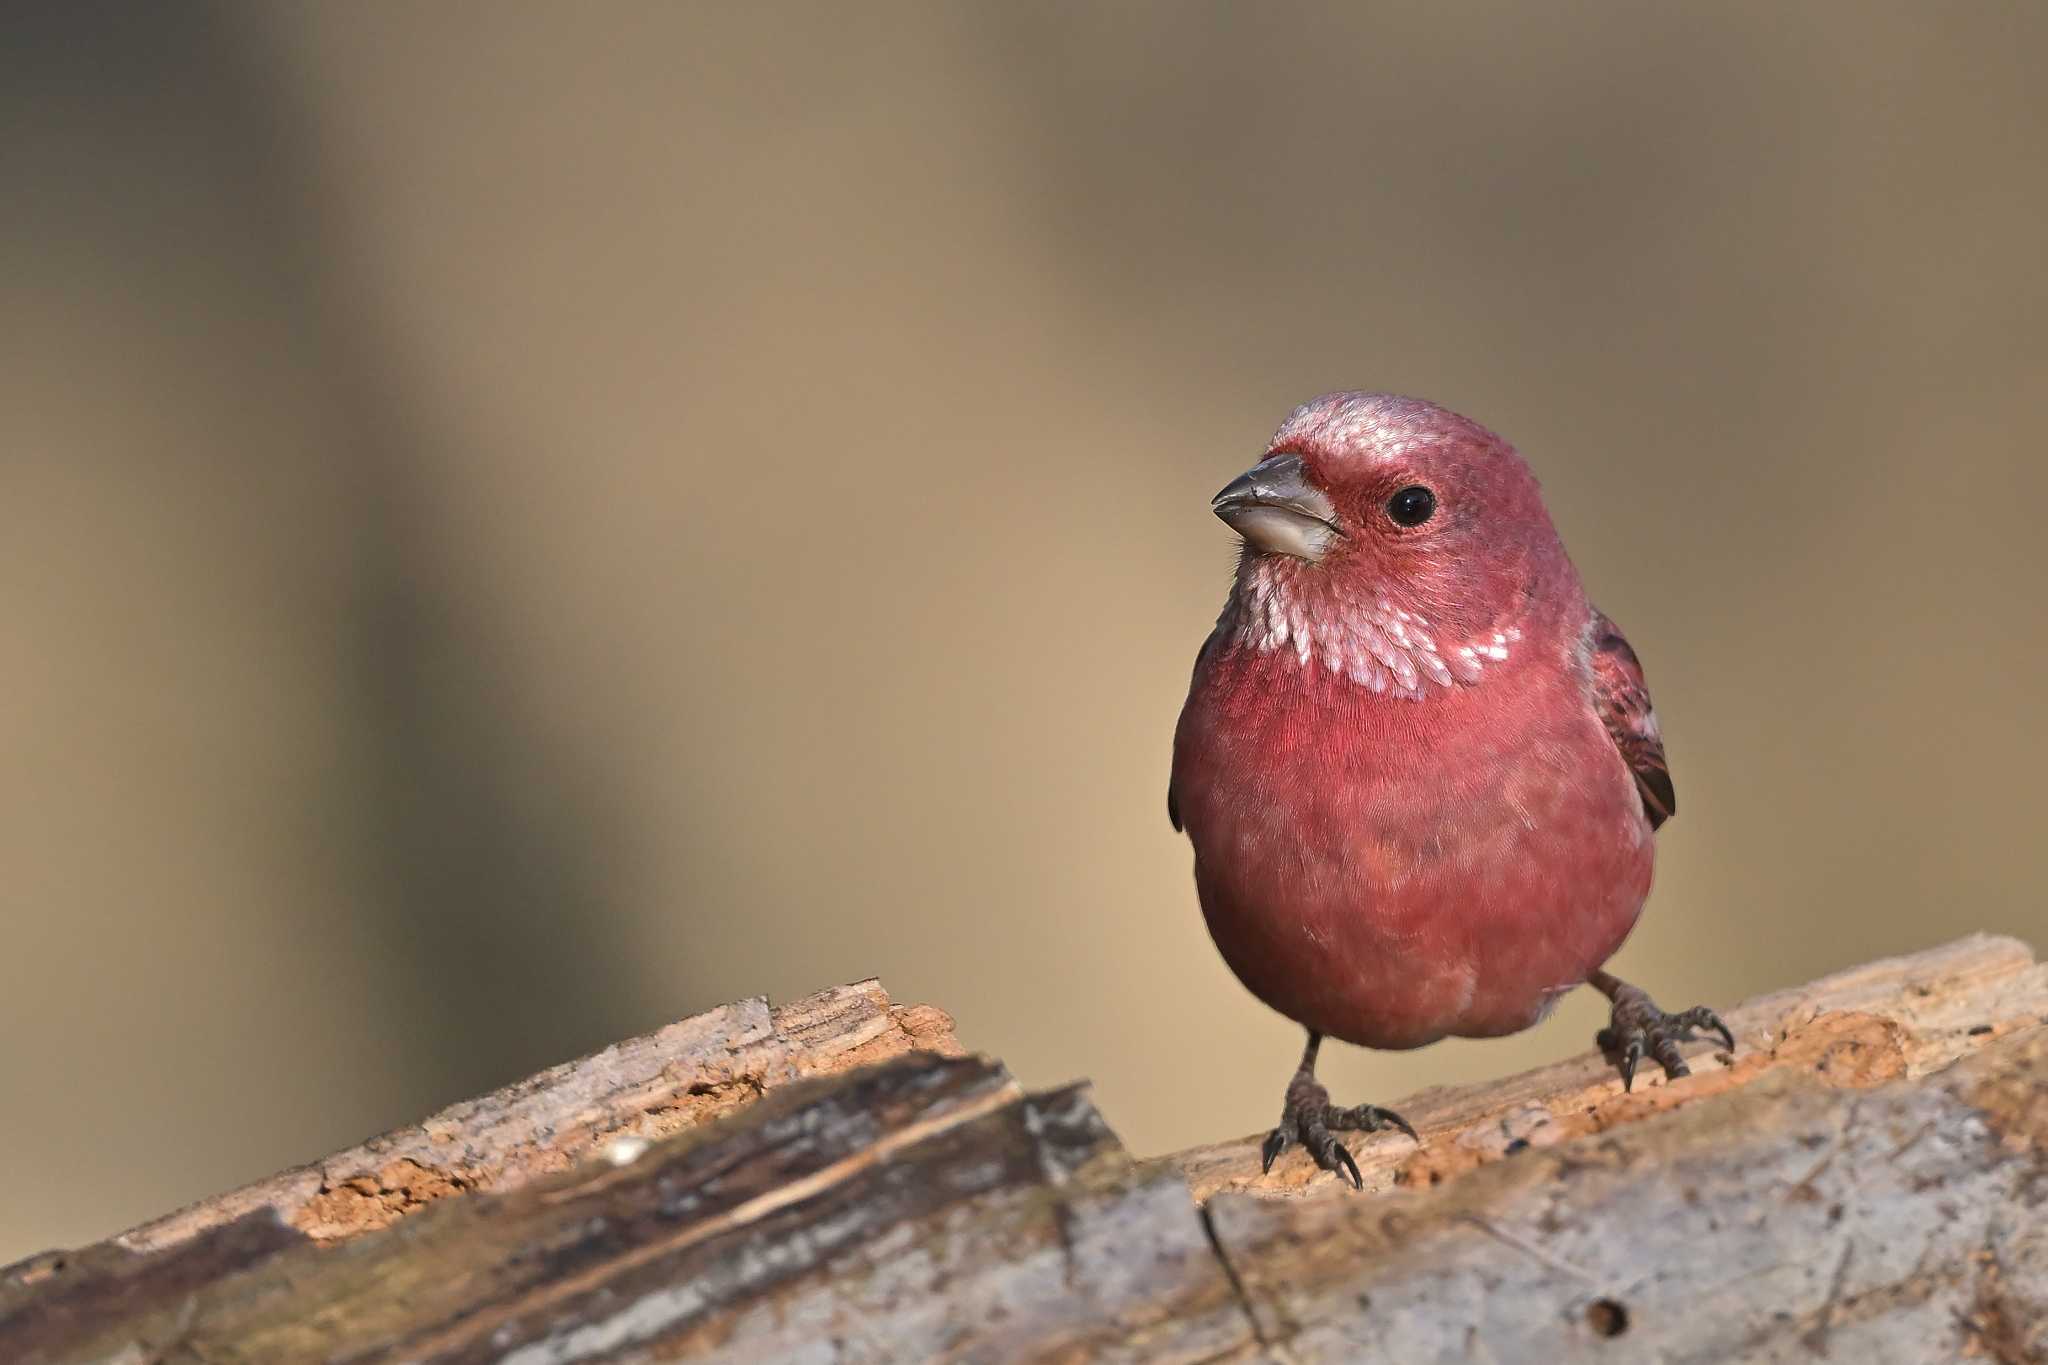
xmin=1386 ymin=485 xmax=1437 ymax=527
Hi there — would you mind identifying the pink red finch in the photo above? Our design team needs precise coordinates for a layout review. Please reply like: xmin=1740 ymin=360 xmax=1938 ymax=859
xmin=1170 ymin=392 xmax=1730 ymax=1186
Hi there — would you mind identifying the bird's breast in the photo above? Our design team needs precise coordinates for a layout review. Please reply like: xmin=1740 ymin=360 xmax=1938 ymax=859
xmin=1172 ymin=639 xmax=1653 ymax=1048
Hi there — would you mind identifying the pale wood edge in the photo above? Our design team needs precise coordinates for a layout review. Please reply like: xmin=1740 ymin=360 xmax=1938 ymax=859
xmin=112 ymin=978 xmax=966 ymax=1252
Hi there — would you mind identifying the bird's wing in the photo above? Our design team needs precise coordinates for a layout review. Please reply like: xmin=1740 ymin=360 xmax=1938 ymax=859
xmin=1168 ymin=630 xmax=1225 ymax=832
xmin=1586 ymin=609 xmax=1675 ymax=830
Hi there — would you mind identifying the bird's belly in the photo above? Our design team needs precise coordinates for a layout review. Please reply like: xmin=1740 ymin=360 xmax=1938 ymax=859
xmin=1183 ymin=716 xmax=1654 ymax=1049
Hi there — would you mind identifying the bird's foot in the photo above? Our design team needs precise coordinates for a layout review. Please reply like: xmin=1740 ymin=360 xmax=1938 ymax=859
xmin=1259 ymin=1067 xmax=1418 ymax=1190
xmin=1593 ymin=975 xmax=1734 ymax=1091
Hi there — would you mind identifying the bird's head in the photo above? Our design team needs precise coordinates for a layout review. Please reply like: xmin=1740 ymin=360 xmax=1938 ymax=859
xmin=1212 ymin=392 xmax=1579 ymax=693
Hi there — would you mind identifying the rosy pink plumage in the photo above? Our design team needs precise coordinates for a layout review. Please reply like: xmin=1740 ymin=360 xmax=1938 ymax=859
xmin=1171 ymin=392 xmax=1725 ymax=1185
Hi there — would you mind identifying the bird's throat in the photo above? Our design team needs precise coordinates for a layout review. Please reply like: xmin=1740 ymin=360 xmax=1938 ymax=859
xmin=1221 ymin=561 xmax=1520 ymax=700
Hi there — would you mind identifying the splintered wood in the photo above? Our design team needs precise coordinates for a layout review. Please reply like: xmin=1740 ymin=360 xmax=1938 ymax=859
xmin=117 ymin=979 xmax=967 ymax=1252
xmin=4 ymin=936 xmax=2044 ymax=1363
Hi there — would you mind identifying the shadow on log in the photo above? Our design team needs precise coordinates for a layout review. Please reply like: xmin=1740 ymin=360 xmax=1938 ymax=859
xmin=3 ymin=935 xmax=2044 ymax=1362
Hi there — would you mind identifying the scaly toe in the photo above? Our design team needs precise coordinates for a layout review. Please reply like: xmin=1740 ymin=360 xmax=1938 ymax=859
xmin=1675 ymin=1006 xmax=1737 ymax=1052
xmin=1326 ymin=1102 xmax=1420 ymax=1143
xmin=1600 ymin=990 xmax=1732 ymax=1091
xmin=1650 ymin=1030 xmax=1690 ymax=1077
xmin=1303 ymin=1130 xmax=1363 ymax=1189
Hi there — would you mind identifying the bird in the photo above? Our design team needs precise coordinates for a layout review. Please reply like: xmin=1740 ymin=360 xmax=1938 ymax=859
xmin=1168 ymin=391 xmax=1731 ymax=1188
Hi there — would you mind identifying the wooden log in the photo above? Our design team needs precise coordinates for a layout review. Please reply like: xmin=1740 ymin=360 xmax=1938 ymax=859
xmin=2 ymin=935 xmax=2042 ymax=1363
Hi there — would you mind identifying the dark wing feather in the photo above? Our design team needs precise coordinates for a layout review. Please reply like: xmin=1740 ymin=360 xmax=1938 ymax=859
xmin=1168 ymin=630 xmax=1225 ymax=833
xmin=1586 ymin=609 xmax=1675 ymax=829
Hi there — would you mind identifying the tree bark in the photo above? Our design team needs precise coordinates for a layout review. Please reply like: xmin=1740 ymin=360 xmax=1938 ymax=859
xmin=4 ymin=935 xmax=2043 ymax=1363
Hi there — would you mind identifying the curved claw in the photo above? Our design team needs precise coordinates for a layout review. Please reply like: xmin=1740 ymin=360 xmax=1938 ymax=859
xmin=1620 ymin=1037 xmax=1643 ymax=1092
xmin=1330 ymin=1142 xmax=1362 ymax=1190
xmin=1380 ymin=1108 xmax=1420 ymax=1143
xmin=1260 ymin=1128 xmax=1291 ymax=1175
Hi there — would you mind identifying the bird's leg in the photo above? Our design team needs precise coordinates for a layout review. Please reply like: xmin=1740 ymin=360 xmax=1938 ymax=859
xmin=1258 ymin=1030 xmax=1419 ymax=1190
xmin=1588 ymin=970 xmax=1735 ymax=1091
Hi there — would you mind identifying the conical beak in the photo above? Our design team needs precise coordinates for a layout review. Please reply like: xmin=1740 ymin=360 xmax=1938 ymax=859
xmin=1211 ymin=453 xmax=1340 ymax=562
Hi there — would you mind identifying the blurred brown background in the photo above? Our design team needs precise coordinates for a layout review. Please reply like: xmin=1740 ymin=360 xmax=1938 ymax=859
xmin=4 ymin=1 xmax=2045 ymax=1260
